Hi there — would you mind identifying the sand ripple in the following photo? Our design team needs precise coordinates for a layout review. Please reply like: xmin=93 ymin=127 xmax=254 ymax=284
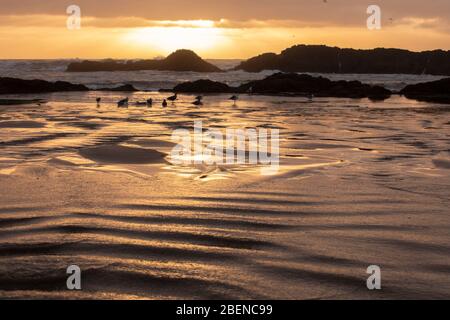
xmin=0 ymin=93 xmax=449 ymax=299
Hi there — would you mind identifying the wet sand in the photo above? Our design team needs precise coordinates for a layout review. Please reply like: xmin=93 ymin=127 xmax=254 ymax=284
xmin=0 ymin=92 xmax=449 ymax=299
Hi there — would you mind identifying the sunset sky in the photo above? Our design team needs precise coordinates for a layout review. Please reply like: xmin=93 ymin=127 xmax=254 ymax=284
xmin=0 ymin=0 xmax=449 ymax=59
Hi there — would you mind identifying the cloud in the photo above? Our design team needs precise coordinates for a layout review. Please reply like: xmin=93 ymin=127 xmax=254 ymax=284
xmin=1 ymin=14 xmax=449 ymax=35
xmin=396 ymin=17 xmax=450 ymax=33
xmin=0 ymin=0 xmax=450 ymax=26
xmin=0 ymin=0 xmax=449 ymax=58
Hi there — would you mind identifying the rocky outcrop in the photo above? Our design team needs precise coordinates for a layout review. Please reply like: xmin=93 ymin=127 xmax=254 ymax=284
xmin=173 ymin=80 xmax=231 ymax=93
xmin=67 ymin=50 xmax=222 ymax=73
xmin=400 ymin=78 xmax=450 ymax=103
xmin=0 ymin=99 xmax=45 ymax=105
xmin=237 ymin=53 xmax=279 ymax=72
xmin=160 ymin=50 xmax=222 ymax=72
xmin=96 ymin=84 xmax=138 ymax=92
xmin=235 ymin=45 xmax=450 ymax=76
xmin=238 ymin=73 xmax=391 ymax=100
xmin=170 ymin=73 xmax=391 ymax=100
xmin=0 ymin=77 xmax=88 ymax=94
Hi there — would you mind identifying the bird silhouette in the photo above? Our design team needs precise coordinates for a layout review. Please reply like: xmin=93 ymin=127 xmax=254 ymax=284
xmin=117 ymin=97 xmax=129 ymax=107
xmin=230 ymin=95 xmax=239 ymax=105
xmin=135 ymin=101 xmax=147 ymax=106
xmin=167 ymin=93 xmax=178 ymax=103
xmin=96 ymin=97 xmax=101 ymax=105
xmin=162 ymin=99 xmax=168 ymax=108
xmin=192 ymin=96 xmax=203 ymax=106
xmin=146 ymin=98 xmax=153 ymax=107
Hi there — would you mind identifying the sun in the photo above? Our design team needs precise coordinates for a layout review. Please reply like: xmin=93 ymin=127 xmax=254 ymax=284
xmin=123 ymin=20 xmax=227 ymax=56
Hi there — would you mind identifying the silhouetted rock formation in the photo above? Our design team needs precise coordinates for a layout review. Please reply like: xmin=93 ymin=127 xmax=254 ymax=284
xmin=400 ymin=78 xmax=450 ymax=103
xmin=67 ymin=50 xmax=222 ymax=73
xmin=235 ymin=45 xmax=450 ymax=76
xmin=0 ymin=99 xmax=45 ymax=105
xmin=97 ymin=84 xmax=138 ymax=92
xmin=239 ymin=73 xmax=391 ymax=100
xmin=0 ymin=77 xmax=88 ymax=94
xmin=173 ymin=80 xmax=231 ymax=93
xmin=170 ymin=73 xmax=391 ymax=100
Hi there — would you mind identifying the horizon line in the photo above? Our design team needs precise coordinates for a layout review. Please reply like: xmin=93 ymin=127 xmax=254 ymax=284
xmin=1 ymin=44 xmax=450 ymax=61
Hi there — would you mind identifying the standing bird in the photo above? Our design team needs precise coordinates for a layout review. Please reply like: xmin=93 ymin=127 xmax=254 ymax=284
xmin=118 ymin=97 xmax=129 ymax=107
xmin=167 ymin=93 xmax=178 ymax=104
xmin=162 ymin=99 xmax=168 ymax=108
xmin=96 ymin=97 xmax=101 ymax=105
xmin=192 ymin=96 xmax=203 ymax=106
xmin=146 ymin=98 xmax=153 ymax=107
xmin=229 ymin=95 xmax=239 ymax=105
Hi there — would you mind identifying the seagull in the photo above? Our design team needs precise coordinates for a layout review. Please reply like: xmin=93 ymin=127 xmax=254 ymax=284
xmin=118 ymin=97 xmax=129 ymax=107
xmin=230 ymin=95 xmax=239 ymax=105
xmin=167 ymin=93 xmax=178 ymax=103
xmin=192 ymin=96 xmax=203 ymax=106
xmin=162 ymin=99 xmax=168 ymax=108
xmin=146 ymin=98 xmax=153 ymax=106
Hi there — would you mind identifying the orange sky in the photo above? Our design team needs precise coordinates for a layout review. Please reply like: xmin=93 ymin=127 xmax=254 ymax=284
xmin=0 ymin=0 xmax=449 ymax=59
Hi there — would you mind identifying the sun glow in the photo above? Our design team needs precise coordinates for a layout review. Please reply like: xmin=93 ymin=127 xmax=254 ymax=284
xmin=155 ymin=20 xmax=216 ymax=28
xmin=123 ymin=20 xmax=227 ymax=55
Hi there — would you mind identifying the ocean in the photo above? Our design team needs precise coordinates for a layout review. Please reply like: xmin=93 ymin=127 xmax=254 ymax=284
xmin=0 ymin=59 xmax=446 ymax=92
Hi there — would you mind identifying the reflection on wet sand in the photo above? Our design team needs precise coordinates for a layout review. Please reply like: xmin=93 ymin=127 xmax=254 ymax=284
xmin=0 ymin=92 xmax=449 ymax=299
